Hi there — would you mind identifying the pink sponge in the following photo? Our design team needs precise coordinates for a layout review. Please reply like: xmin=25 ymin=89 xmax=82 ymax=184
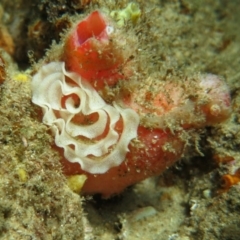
xmin=64 ymin=11 xmax=135 ymax=91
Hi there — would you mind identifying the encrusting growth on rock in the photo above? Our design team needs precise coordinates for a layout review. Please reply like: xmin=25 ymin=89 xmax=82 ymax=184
xmin=220 ymin=168 xmax=240 ymax=192
xmin=0 ymin=55 xmax=6 ymax=84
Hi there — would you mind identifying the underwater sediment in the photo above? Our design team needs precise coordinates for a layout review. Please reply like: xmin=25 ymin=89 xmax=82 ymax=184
xmin=0 ymin=0 xmax=240 ymax=239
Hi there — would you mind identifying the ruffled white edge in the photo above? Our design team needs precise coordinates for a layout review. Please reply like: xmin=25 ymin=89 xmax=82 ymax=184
xmin=32 ymin=62 xmax=139 ymax=174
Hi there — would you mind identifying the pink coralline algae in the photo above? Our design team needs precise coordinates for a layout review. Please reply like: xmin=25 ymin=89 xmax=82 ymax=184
xmin=31 ymin=11 xmax=231 ymax=197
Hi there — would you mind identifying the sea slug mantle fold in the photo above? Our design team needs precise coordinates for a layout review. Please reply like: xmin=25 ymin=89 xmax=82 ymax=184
xmin=31 ymin=62 xmax=139 ymax=174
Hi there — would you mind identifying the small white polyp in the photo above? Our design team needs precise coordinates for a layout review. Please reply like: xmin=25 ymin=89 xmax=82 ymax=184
xmin=32 ymin=62 xmax=139 ymax=174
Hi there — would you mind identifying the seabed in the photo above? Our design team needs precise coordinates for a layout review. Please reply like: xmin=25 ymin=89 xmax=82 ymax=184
xmin=0 ymin=0 xmax=240 ymax=239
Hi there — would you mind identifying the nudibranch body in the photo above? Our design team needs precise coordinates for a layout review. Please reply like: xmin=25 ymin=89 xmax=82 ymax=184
xmin=32 ymin=10 xmax=231 ymax=197
xmin=32 ymin=61 xmax=139 ymax=175
xmin=32 ymin=61 xmax=185 ymax=196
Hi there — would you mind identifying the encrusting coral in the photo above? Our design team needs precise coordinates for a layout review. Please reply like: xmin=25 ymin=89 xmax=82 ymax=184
xmin=31 ymin=7 xmax=231 ymax=197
